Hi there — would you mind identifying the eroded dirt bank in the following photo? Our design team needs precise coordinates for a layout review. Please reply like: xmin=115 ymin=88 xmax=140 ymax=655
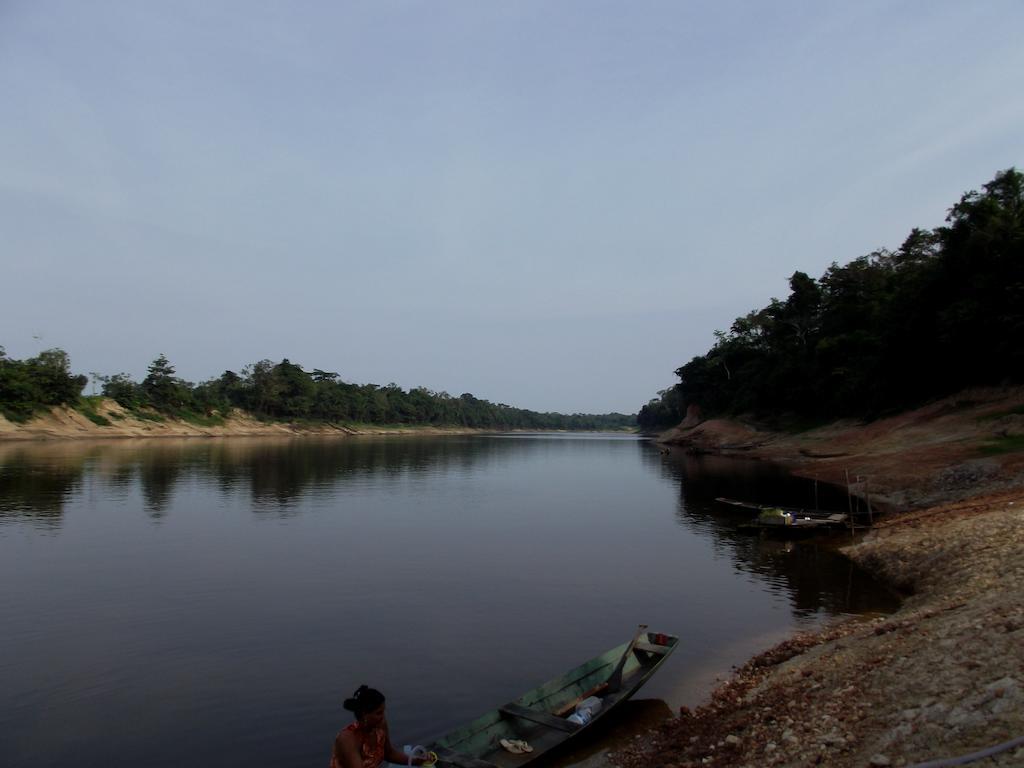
xmin=0 ymin=400 xmax=484 ymax=441
xmin=610 ymin=389 xmax=1024 ymax=767
xmin=657 ymin=387 xmax=1024 ymax=510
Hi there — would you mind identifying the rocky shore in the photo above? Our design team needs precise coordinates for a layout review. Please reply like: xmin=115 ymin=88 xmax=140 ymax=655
xmin=609 ymin=389 xmax=1024 ymax=767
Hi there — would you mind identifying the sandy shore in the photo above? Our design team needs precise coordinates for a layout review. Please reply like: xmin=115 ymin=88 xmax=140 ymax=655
xmin=606 ymin=389 xmax=1024 ymax=767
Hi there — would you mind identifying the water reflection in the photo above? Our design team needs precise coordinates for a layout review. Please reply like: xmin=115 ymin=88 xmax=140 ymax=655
xmin=642 ymin=443 xmax=898 ymax=618
xmin=0 ymin=434 xmax=899 ymax=768
xmin=0 ymin=436 xmax=897 ymax=622
xmin=1 ymin=437 xmax=897 ymax=618
xmin=0 ymin=436 xmax=542 ymax=525
xmin=0 ymin=445 xmax=87 ymax=529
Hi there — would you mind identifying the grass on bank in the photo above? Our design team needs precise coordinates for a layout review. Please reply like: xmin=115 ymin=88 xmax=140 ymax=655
xmin=977 ymin=403 xmax=1024 ymax=422
xmin=339 ymin=421 xmax=469 ymax=432
xmin=175 ymin=409 xmax=227 ymax=427
xmin=129 ymin=406 xmax=227 ymax=427
xmin=0 ymin=404 xmax=35 ymax=423
xmin=75 ymin=396 xmax=112 ymax=426
xmin=8 ymin=399 xmax=631 ymax=435
xmin=979 ymin=435 xmax=1024 ymax=456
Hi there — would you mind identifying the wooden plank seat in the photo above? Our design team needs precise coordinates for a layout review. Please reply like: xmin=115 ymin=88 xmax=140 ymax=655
xmin=633 ymin=640 xmax=671 ymax=656
xmin=499 ymin=703 xmax=581 ymax=733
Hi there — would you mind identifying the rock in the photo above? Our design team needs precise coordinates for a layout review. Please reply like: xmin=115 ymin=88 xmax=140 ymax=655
xmin=821 ymin=732 xmax=846 ymax=748
xmin=869 ymin=754 xmax=891 ymax=766
xmin=990 ymin=697 xmax=1016 ymax=715
xmin=984 ymin=675 xmax=1019 ymax=694
xmin=946 ymin=706 xmax=984 ymax=728
xmin=724 ymin=735 xmax=741 ymax=746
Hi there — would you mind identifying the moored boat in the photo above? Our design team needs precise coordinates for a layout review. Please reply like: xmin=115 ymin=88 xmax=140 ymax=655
xmin=425 ymin=626 xmax=678 ymax=768
xmin=715 ymin=496 xmax=849 ymax=522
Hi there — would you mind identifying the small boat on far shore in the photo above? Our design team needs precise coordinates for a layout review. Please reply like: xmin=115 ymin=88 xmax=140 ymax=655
xmin=425 ymin=626 xmax=678 ymax=768
xmin=715 ymin=496 xmax=848 ymax=521
xmin=716 ymin=497 xmax=869 ymax=536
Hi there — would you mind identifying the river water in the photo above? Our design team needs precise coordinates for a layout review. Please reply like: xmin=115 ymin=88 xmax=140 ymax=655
xmin=0 ymin=434 xmax=898 ymax=768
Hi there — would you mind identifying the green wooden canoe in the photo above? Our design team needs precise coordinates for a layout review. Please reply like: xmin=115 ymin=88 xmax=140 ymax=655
xmin=425 ymin=627 xmax=678 ymax=768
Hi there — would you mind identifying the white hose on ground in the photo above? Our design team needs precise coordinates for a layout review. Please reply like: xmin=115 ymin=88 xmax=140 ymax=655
xmin=906 ymin=734 xmax=1024 ymax=768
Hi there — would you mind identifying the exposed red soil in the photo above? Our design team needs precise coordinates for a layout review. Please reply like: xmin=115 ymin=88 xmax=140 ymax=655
xmin=610 ymin=389 xmax=1024 ymax=767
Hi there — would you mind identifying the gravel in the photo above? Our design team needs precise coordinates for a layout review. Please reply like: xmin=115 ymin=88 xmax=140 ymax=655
xmin=610 ymin=489 xmax=1024 ymax=768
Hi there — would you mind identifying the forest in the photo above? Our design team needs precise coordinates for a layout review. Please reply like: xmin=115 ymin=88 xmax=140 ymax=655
xmin=0 ymin=348 xmax=633 ymax=431
xmin=639 ymin=167 xmax=1024 ymax=430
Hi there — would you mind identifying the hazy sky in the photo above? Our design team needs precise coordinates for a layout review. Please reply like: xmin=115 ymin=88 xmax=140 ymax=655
xmin=3 ymin=2 xmax=1022 ymax=413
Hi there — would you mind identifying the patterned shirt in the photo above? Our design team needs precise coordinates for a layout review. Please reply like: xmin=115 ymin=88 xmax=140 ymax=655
xmin=330 ymin=721 xmax=386 ymax=768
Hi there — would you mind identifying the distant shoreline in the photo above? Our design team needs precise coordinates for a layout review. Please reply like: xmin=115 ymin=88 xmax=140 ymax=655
xmin=0 ymin=401 xmax=638 ymax=443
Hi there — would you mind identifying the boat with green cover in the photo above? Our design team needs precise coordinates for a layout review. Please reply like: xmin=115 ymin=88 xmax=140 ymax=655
xmin=425 ymin=626 xmax=678 ymax=768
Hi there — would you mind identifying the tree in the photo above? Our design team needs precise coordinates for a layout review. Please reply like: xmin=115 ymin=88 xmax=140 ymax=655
xmin=649 ymin=167 xmax=1024 ymax=424
xmin=27 ymin=349 xmax=87 ymax=405
xmin=101 ymin=373 xmax=143 ymax=408
xmin=142 ymin=354 xmax=184 ymax=410
xmin=0 ymin=347 xmax=86 ymax=421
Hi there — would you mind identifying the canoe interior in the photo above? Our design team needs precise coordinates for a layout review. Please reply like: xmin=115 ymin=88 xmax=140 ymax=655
xmin=427 ymin=631 xmax=678 ymax=768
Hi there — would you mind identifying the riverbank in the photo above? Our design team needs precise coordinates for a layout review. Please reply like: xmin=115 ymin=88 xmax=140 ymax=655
xmin=608 ymin=389 xmax=1024 ymax=767
xmin=0 ymin=400 xmax=495 ymax=441
xmin=657 ymin=386 xmax=1024 ymax=510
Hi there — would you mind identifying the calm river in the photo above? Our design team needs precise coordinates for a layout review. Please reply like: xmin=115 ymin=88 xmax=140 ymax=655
xmin=0 ymin=434 xmax=897 ymax=768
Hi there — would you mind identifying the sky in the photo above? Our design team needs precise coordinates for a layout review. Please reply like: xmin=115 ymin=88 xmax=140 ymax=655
xmin=2 ymin=1 xmax=1023 ymax=414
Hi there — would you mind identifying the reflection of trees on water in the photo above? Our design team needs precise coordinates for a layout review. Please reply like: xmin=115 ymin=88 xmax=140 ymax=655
xmin=205 ymin=436 xmax=535 ymax=513
xmin=0 ymin=436 xmax=542 ymax=524
xmin=138 ymin=455 xmax=184 ymax=518
xmin=0 ymin=446 xmax=87 ymax=530
xmin=638 ymin=442 xmax=898 ymax=618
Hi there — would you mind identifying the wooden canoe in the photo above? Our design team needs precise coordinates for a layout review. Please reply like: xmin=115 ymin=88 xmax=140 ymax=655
xmin=425 ymin=628 xmax=678 ymax=768
xmin=715 ymin=496 xmax=849 ymax=522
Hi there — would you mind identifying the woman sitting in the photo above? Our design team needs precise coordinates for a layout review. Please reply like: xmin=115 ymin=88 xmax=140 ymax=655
xmin=330 ymin=685 xmax=431 ymax=768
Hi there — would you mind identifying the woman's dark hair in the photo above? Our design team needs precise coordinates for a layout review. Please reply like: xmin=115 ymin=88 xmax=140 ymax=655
xmin=344 ymin=685 xmax=386 ymax=718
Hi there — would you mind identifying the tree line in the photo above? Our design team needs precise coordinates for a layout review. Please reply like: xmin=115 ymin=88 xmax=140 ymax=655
xmin=0 ymin=349 xmax=634 ymax=431
xmin=0 ymin=348 xmax=87 ymax=422
xmin=639 ymin=167 xmax=1024 ymax=430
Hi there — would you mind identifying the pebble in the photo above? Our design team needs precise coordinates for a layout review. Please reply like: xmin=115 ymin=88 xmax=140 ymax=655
xmin=821 ymin=732 xmax=846 ymax=748
xmin=870 ymin=754 xmax=891 ymax=766
xmin=724 ymin=735 xmax=741 ymax=746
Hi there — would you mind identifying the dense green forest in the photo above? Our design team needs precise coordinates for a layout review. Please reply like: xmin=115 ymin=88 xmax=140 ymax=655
xmin=0 ymin=347 xmax=633 ymax=430
xmin=639 ymin=167 xmax=1024 ymax=430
